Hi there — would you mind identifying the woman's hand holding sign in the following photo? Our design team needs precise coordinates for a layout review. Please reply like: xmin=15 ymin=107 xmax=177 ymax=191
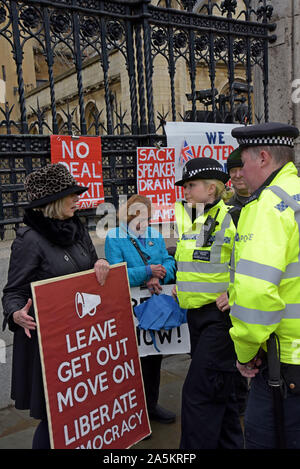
xmin=94 ymin=259 xmax=110 ymax=286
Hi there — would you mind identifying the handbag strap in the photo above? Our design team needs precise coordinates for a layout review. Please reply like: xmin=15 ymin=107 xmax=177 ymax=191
xmin=129 ymin=237 xmax=149 ymax=266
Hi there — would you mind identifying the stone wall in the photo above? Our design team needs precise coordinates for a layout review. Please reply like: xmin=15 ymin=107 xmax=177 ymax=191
xmin=268 ymin=0 xmax=300 ymax=164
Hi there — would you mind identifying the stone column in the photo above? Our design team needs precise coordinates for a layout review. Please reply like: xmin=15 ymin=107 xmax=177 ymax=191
xmin=267 ymin=0 xmax=300 ymax=164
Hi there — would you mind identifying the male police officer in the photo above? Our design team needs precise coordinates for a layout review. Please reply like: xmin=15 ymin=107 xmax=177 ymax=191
xmin=225 ymin=150 xmax=251 ymax=417
xmin=226 ymin=149 xmax=251 ymax=209
xmin=228 ymin=121 xmax=300 ymax=449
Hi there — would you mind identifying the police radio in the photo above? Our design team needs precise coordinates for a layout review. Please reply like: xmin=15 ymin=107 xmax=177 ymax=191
xmin=199 ymin=209 xmax=220 ymax=247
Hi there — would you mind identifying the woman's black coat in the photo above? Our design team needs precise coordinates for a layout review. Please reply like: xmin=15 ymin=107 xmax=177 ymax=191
xmin=2 ymin=220 xmax=98 ymax=419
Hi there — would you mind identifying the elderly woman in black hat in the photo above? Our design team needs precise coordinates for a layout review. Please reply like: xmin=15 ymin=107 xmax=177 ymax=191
xmin=2 ymin=164 xmax=109 ymax=449
xmin=173 ymin=157 xmax=243 ymax=449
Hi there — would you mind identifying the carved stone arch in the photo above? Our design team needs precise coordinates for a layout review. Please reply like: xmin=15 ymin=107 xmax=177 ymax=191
xmin=193 ymin=0 xmax=209 ymax=13
xmin=56 ymin=113 xmax=68 ymax=135
xmin=193 ymin=0 xmax=241 ymax=18
xmin=219 ymin=76 xmax=247 ymax=95
xmin=85 ymin=100 xmax=99 ymax=135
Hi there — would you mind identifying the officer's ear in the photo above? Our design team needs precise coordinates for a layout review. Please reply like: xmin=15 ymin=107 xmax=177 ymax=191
xmin=259 ymin=149 xmax=272 ymax=168
xmin=207 ymin=182 xmax=217 ymax=197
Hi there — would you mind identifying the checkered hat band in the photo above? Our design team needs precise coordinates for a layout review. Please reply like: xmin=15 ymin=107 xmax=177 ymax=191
xmin=237 ymin=136 xmax=294 ymax=147
xmin=183 ymin=167 xmax=224 ymax=177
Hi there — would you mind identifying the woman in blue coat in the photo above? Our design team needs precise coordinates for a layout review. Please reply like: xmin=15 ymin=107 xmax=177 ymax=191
xmin=105 ymin=194 xmax=176 ymax=424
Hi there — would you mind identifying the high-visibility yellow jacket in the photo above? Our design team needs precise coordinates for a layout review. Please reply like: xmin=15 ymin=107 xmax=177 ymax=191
xmin=229 ymin=162 xmax=300 ymax=364
xmin=175 ymin=199 xmax=236 ymax=309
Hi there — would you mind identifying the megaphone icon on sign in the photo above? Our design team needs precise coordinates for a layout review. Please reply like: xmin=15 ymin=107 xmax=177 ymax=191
xmin=75 ymin=292 xmax=101 ymax=319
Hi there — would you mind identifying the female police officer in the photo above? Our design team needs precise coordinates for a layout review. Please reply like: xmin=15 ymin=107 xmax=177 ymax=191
xmin=174 ymin=157 xmax=243 ymax=449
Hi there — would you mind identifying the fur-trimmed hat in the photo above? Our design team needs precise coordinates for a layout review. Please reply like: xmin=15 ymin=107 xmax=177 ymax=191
xmin=175 ymin=157 xmax=229 ymax=186
xmin=24 ymin=163 xmax=88 ymax=208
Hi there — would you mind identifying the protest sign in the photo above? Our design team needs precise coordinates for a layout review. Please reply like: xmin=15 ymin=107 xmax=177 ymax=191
xmin=51 ymin=135 xmax=104 ymax=209
xmin=31 ymin=263 xmax=150 ymax=449
xmin=164 ymin=122 xmax=239 ymax=186
xmin=131 ymin=284 xmax=190 ymax=357
xmin=137 ymin=147 xmax=178 ymax=223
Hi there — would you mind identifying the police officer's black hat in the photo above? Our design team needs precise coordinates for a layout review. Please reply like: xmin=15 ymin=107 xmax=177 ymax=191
xmin=175 ymin=157 xmax=229 ymax=186
xmin=230 ymin=121 xmax=299 ymax=162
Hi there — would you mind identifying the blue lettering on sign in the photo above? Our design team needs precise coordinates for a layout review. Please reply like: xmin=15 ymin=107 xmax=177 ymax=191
xmin=205 ymin=131 xmax=225 ymax=144
xmin=235 ymin=233 xmax=254 ymax=242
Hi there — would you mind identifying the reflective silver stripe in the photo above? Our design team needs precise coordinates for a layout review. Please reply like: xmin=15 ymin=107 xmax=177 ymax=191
xmin=282 ymin=262 xmax=300 ymax=279
xmin=267 ymin=185 xmax=300 ymax=280
xmin=177 ymin=261 xmax=229 ymax=274
xmin=230 ymin=303 xmax=284 ymax=325
xmin=177 ymin=281 xmax=228 ymax=293
xmin=267 ymin=185 xmax=300 ymax=257
xmin=208 ymin=212 xmax=232 ymax=263
xmin=235 ymin=259 xmax=283 ymax=285
xmin=267 ymin=185 xmax=300 ymax=213
xmin=231 ymin=303 xmax=300 ymax=323
xmin=181 ymin=234 xmax=198 ymax=240
xmin=285 ymin=304 xmax=300 ymax=319
xmin=230 ymin=241 xmax=235 ymax=283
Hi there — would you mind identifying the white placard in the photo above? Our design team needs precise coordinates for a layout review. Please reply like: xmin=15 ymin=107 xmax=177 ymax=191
xmin=131 ymin=284 xmax=190 ymax=357
xmin=165 ymin=122 xmax=240 ymax=186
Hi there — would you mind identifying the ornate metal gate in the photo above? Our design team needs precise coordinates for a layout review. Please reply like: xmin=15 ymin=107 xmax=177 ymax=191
xmin=0 ymin=0 xmax=276 ymax=238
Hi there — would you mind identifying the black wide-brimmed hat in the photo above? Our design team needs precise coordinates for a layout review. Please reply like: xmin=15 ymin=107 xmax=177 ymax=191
xmin=25 ymin=163 xmax=88 ymax=208
xmin=229 ymin=122 xmax=299 ymax=163
xmin=175 ymin=157 xmax=229 ymax=186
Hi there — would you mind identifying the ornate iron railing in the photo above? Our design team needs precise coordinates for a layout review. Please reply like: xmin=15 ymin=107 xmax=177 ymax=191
xmin=0 ymin=0 xmax=276 ymax=237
